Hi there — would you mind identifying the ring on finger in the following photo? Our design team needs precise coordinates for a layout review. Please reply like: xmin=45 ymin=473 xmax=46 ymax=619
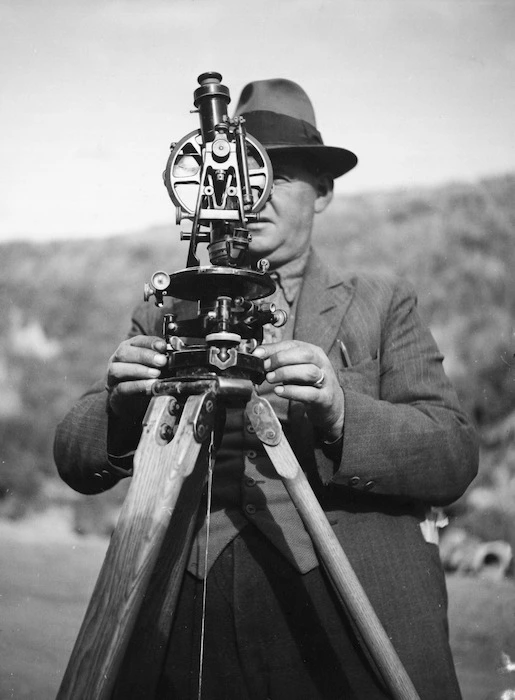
xmin=313 ymin=370 xmax=325 ymax=389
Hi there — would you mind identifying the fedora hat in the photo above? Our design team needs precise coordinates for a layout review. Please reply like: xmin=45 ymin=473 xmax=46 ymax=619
xmin=234 ymin=78 xmax=357 ymax=179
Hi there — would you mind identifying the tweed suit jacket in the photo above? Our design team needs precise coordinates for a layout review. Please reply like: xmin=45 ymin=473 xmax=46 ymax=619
xmin=54 ymin=248 xmax=478 ymax=699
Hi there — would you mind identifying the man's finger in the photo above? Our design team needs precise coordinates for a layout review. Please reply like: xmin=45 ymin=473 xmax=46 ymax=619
xmin=110 ymin=378 xmax=157 ymax=397
xmin=108 ymin=363 xmax=162 ymax=382
xmin=266 ymin=364 xmax=323 ymax=386
xmin=112 ymin=345 xmax=168 ymax=368
xmin=128 ymin=335 xmax=167 ymax=352
xmin=272 ymin=384 xmax=322 ymax=403
xmin=110 ymin=335 xmax=167 ymax=361
xmin=260 ymin=346 xmax=321 ymax=372
xmin=252 ymin=340 xmax=299 ymax=358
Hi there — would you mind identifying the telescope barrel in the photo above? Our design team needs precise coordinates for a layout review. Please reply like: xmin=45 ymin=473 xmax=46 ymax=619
xmin=193 ymin=71 xmax=231 ymax=142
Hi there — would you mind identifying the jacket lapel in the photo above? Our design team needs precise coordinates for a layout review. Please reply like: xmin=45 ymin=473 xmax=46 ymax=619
xmin=294 ymin=248 xmax=355 ymax=354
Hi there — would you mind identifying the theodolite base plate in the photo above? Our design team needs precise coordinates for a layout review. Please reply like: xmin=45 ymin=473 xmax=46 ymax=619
xmin=166 ymin=266 xmax=275 ymax=301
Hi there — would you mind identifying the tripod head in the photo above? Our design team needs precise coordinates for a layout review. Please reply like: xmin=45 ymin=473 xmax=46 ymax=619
xmin=144 ymin=73 xmax=287 ymax=386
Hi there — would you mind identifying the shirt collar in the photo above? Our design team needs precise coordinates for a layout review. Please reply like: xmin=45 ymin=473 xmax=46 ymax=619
xmin=272 ymin=248 xmax=310 ymax=305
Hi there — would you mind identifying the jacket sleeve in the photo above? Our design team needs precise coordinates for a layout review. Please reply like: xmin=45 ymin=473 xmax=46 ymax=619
xmin=323 ymin=277 xmax=478 ymax=506
xmin=54 ymin=302 xmax=159 ymax=495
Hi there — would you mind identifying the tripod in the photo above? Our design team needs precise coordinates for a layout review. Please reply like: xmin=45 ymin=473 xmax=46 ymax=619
xmin=56 ymin=373 xmax=421 ymax=700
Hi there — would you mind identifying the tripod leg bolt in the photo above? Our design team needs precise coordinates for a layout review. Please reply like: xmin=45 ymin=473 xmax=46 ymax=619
xmin=264 ymin=428 xmax=277 ymax=442
xmin=167 ymin=398 xmax=180 ymax=415
xmin=193 ymin=391 xmax=217 ymax=442
xmin=159 ymin=424 xmax=175 ymax=442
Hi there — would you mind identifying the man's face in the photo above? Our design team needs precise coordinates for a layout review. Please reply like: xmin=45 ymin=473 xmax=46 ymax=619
xmin=248 ymin=154 xmax=326 ymax=268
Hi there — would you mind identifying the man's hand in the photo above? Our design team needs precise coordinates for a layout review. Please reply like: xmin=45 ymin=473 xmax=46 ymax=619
xmin=253 ymin=340 xmax=344 ymax=441
xmin=105 ymin=335 xmax=168 ymax=417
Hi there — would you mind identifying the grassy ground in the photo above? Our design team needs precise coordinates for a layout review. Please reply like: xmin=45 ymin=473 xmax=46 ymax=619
xmin=0 ymin=511 xmax=107 ymax=699
xmin=447 ymin=575 xmax=515 ymax=699
xmin=1 ymin=510 xmax=515 ymax=700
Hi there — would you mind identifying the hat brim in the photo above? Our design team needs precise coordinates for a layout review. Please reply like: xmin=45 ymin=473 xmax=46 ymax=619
xmin=263 ymin=144 xmax=358 ymax=179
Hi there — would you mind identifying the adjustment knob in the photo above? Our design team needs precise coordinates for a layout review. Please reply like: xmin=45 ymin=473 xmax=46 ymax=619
xmin=212 ymin=138 xmax=230 ymax=160
xmin=151 ymin=271 xmax=171 ymax=291
xmin=272 ymin=309 xmax=288 ymax=328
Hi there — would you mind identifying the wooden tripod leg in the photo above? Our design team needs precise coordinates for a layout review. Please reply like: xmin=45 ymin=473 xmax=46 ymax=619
xmin=246 ymin=394 xmax=421 ymax=700
xmin=111 ymin=437 xmax=211 ymax=699
xmin=57 ymin=392 xmax=214 ymax=700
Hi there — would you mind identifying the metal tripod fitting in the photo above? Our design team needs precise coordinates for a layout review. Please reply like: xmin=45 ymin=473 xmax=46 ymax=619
xmin=193 ymin=391 xmax=216 ymax=442
xmin=247 ymin=395 xmax=281 ymax=445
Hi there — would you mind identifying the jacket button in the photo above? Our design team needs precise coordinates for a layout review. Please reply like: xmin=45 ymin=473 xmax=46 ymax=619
xmin=246 ymin=424 xmax=256 ymax=434
xmin=364 ymin=480 xmax=375 ymax=490
xmin=245 ymin=476 xmax=257 ymax=487
xmin=349 ymin=476 xmax=361 ymax=486
xmin=246 ymin=450 xmax=257 ymax=459
xmin=245 ymin=503 xmax=257 ymax=515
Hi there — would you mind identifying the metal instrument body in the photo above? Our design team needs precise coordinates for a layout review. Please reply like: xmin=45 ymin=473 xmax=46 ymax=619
xmin=144 ymin=71 xmax=284 ymax=386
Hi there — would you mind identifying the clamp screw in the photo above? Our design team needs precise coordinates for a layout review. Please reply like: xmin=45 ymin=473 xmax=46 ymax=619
xmin=159 ymin=423 xmax=174 ymax=442
xmin=257 ymin=258 xmax=270 ymax=273
xmin=252 ymin=402 xmax=264 ymax=415
xmin=167 ymin=398 xmax=179 ymax=416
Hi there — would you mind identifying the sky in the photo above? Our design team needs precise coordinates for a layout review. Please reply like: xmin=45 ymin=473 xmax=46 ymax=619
xmin=1 ymin=0 xmax=514 ymax=241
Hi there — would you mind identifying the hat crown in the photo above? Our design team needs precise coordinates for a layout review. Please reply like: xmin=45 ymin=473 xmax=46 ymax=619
xmin=234 ymin=79 xmax=317 ymax=127
xmin=232 ymin=77 xmax=358 ymax=179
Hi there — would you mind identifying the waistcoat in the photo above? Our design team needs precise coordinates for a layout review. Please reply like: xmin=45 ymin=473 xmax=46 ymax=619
xmin=187 ymin=264 xmax=319 ymax=578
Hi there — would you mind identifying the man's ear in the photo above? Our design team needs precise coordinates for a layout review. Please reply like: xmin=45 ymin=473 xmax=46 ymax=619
xmin=314 ymin=174 xmax=334 ymax=214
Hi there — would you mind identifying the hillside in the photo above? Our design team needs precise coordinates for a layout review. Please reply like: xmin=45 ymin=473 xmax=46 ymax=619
xmin=1 ymin=173 xmax=514 ymax=523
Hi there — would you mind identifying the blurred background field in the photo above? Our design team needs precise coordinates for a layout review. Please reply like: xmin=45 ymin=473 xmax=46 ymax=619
xmin=1 ymin=173 xmax=515 ymax=698
xmin=2 ymin=173 xmax=515 ymax=528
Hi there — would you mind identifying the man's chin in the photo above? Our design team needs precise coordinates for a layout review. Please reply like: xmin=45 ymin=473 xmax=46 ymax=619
xmin=248 ymin=228 xmax=274 ymax=254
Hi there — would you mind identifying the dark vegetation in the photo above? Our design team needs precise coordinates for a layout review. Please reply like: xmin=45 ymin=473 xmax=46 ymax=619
xmin=1 ymin=173 xmax=514 ymax=538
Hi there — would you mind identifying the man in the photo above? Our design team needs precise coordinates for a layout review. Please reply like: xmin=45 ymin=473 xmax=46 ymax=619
xmin=54 ymin=79 xmax=478 ymax=699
